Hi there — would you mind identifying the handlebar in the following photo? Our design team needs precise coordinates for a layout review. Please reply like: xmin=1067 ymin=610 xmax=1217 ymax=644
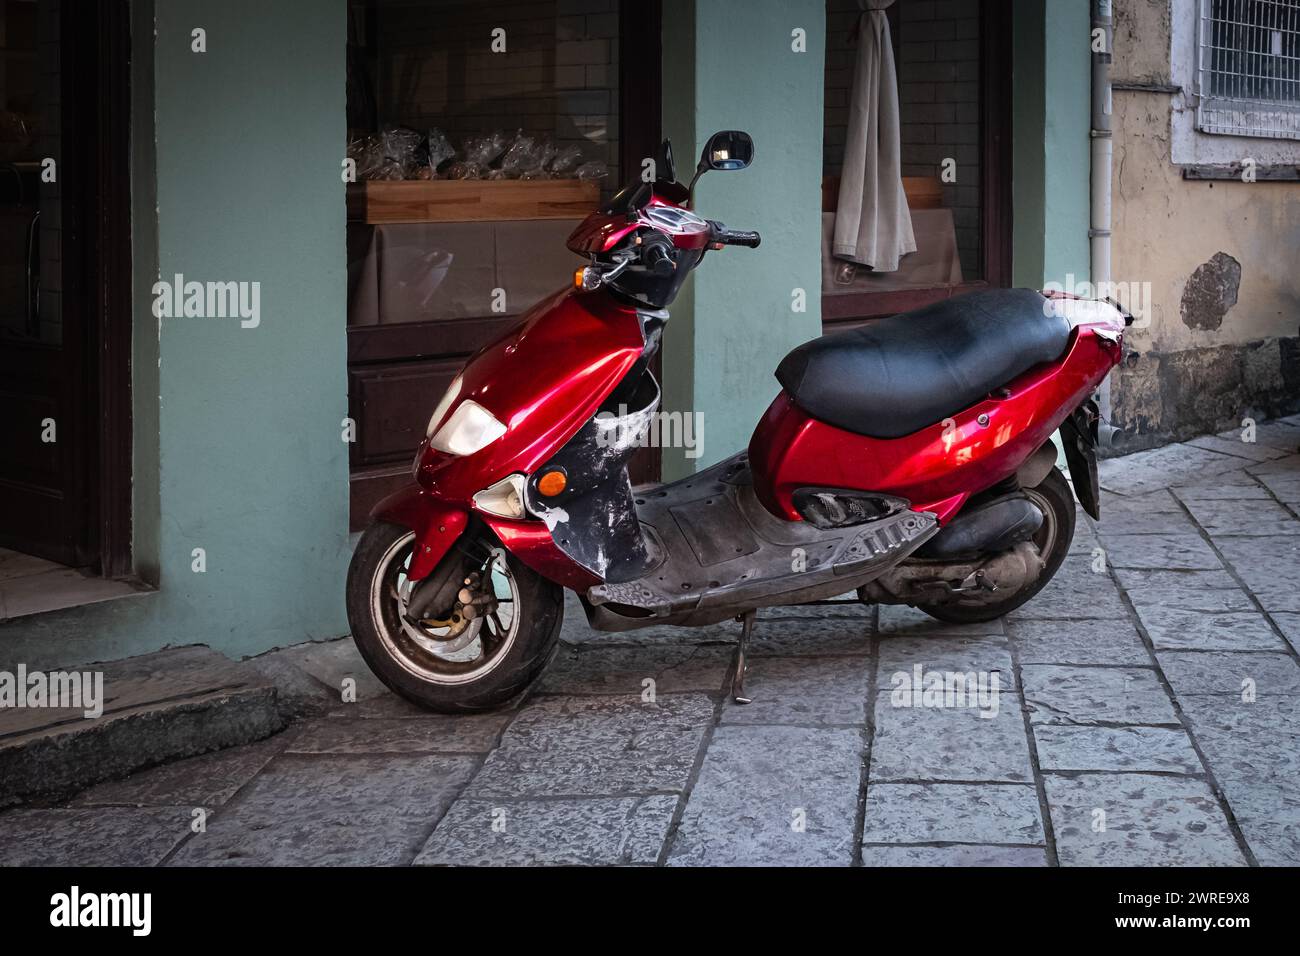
xmin=708 ymin=221 xmax=761 ymax=248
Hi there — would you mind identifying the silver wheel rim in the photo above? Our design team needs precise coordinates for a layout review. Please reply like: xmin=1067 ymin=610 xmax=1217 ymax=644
xmin=369 ymin=531 xmax=520 ymax=686
xmin=1023 ymin=485 xmax=1060 ymax=562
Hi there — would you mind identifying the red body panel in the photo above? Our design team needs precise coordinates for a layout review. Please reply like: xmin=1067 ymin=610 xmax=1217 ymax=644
xmin=378 ymin=288 xmax=645 ymax=580
xmin=370 ymin=484 xmax=469 ymax=580
xmin=413 ymin=287 xmax=646 ymax=503
xmin=748 ymin=329 xmax=1122 ymax=525
xmin=482 ymin=517 xmax=603 ymax=590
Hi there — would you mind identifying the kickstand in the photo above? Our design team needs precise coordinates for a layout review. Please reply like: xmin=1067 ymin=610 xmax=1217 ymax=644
xmin=731 ymin=610 xmax=756 ymax=705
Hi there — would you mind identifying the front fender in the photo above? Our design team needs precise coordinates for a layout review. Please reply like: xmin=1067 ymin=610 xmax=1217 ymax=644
xmin=370 ymin=484 xmax=468 ymax=580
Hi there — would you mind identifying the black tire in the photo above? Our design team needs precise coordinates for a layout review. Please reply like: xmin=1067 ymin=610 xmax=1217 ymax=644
xmin=346 ymin=521 xmax=563 ymax=713
xmin=917 ymin=466 xmax=1076 ymax=625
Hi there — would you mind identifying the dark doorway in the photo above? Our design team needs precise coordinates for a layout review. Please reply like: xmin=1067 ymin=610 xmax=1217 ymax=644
xmin=0 ymin=0 xmax=132 ymax=587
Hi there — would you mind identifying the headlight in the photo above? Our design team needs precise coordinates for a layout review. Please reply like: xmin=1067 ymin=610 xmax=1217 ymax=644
xmin=425 ymin=375 xmax=463 ymax=438
xmin=430 ymin=399 xmax=506 ymax=456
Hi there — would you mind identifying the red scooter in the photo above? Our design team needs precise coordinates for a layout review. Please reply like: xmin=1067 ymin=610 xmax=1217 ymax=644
xmin=346 ymin=131 xmax=1129 ymax=712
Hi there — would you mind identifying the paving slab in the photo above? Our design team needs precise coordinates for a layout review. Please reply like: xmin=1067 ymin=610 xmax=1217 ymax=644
xmin=870 ymin=691 xmax=1032 ymax=782
xmin=1129 ymin=606 xmax=1288 ymax=651
xmin=1005 ymin=556 xmax=1129 ymax=621
xmin=416 ymin=794 xmax=678 ymax=866
xmin=70 ymin=734 xmax=290 ymax=808
xmin=877 ymin=635 xmax=1013 ymax=681
xmin=467 ymin=694 xmax=714 ymax=798
xmin=1008 ymin=619 xmax=1150 ymax=666
xmin=537 ymin=643 xmax=730 ymax=696
xmin=1179 ymin=498 xmax=1300 ymax=536
xmin=286 ymin=715 xmax=511 ymax=754
xmin=1252 ymin=469 xmax=1300 ymax=507
xmin=1098 ymin=443 xmax=1245 ymax=496
xmin=1156 ymin=651 xmax=1300 ymax=697
xmin=1232 ymin=421 xmax=1300 ymax=453
xmin=166 ymin=753 xmax=476 ymax=866
xmin=263 ymin=638 xmax=389 ymax=702
xmin=1044 ymin=774 xmax=1246 ymax=866
xmin=1173 ymin=474 xmax=1277 ymax=501
xmin=667 ymin=725 xmax=862 ymax=866
xmin=861 ymin=783 xmax=1043 ymax=845
xmin=1092 ymin=503 xmax=1200 ymax=534
xmin=1214 ymin=536 xmax=1300 ymax=613
xmin=0 ymin=646 xmax=284 ymax=806
xmin=1020 ymin=665 xmax=1178 ymax=725
xmin=749 ymin=616 xmax=874 ymax=657
xmin=720 ymin=656 xmax=872 ymax=727
xmin=877 ymin=602 xmax=1004 ymax=637
xmin=1116 ymin=572 xmax=1257 ymax=614
xmin=1188 ymin=434 xmax=1290 ymax=463
xmin=0 ymin=806 xmax=194 ymax=866
xmin=1096 ymin=533 xmax=1224 ymax=571
xmin=1098 ymin=488 xmax=1184 ymax=515
xmin=1273 ymin=613 xmax=1300 ymax=654
xmin=1031 ymin=725 xmax=1202 ymax=773
xmin=860 ymin=844 xmax=1048 ymax=866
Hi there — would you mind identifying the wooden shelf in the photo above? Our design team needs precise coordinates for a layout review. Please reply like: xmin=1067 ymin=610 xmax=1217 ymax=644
xmin=347 ymin=178 xmax=600 ymax=224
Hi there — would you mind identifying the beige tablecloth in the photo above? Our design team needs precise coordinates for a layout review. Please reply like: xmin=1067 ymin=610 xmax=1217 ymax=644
xmin=823 ymin=208 xmax=962 ymax=294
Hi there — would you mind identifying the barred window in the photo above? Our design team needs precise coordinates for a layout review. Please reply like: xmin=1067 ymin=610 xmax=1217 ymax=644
xmin=1197 ymin=0 xmax=1300 ymax=138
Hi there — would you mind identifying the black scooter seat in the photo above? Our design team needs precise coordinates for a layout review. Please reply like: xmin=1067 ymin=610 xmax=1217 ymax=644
xmin=775 ymin=288 xmax=1071 ymax=439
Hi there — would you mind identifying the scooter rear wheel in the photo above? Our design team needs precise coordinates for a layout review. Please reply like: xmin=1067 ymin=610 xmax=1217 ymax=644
xmin=916 ymin=466 xmax=1076 ymax=625
xmin=346 ymin=521 xmax=563 ymax=713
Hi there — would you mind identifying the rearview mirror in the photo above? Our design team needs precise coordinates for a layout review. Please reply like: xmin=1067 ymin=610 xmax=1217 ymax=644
xmin=700 ymin=130 xmax=754 ymax=171
xmin=687 ymin=130 xmax=754 ymax=203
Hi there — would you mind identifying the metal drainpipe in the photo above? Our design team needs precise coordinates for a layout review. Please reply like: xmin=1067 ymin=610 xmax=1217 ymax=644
xmin=1092 ymin=0 xmax=1116 ymax=426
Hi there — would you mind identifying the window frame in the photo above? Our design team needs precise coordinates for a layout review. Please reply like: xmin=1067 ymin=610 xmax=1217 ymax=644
xmin=1195 ymin=0 xmax=1300 ymax=140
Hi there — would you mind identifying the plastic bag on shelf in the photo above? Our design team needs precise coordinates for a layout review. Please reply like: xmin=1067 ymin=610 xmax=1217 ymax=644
xmin=425 ymin=127 xmax=455 ymax=172
xmin=497 ymin=131 xmax=545 ymax=178
xmin=575 ymin=160 xmax=609 ymax=181
xmin=462 ymin=130 xmax=510 ymax=168
xmin=445 ymin=161 xmax=486 ymax=180
xmin=548 ymin=144 xmax=584 ymax=177
xmin=379 ymin=126 xmax=423 ymax=179
xmin=347 ymin=134 xmax=384 ymax=180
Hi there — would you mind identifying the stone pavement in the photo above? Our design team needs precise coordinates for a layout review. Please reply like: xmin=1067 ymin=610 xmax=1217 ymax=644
xmin=1 ymin=417 xmax=1297 ymax=866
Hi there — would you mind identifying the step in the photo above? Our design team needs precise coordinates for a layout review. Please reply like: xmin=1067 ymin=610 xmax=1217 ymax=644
xmin=0 ymin=646 xmax=292 ymax=807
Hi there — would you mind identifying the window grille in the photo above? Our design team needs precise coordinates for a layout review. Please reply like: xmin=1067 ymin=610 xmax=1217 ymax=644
xmin=1197 ymin=0 xmax=1300 ymax=139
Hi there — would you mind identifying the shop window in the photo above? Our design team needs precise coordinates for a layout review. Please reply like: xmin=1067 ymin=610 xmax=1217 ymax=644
xmin=345 ymin=0 xmax=620 ymax=330
xmin=821 ymin=0 xmax=1010 ymax=326
xmin=343 ymin=0 xmax=661 ymax=525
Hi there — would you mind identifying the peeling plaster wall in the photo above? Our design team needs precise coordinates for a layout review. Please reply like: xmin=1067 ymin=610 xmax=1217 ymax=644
xmin=1110 ymin=0 xmax=1300 ymax=444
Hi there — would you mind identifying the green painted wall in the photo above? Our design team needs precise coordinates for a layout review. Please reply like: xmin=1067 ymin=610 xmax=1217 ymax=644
xmin=1012 ymin=0 xmax=1092 ymax=289
xmin=660 ymin=0 xmax=825 ymax=479
xmin=1 ymin=0 xmax=350 ymax=668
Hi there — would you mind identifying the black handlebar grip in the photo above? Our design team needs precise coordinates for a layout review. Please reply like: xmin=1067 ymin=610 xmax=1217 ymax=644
xmin=643 ymin=242 xmax=676 ymax=277
xmin=724 ymin=230 xmax=761 ymax=248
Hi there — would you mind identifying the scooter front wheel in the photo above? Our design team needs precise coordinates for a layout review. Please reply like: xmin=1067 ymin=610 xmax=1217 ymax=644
xmin=345 ymin=521 xmax=563 ymax=713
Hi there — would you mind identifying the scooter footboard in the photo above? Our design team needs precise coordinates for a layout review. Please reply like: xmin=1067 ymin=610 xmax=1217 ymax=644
xmin=370 ymin=484 xmax=468 ymax=580
xmin=587 ymin=453 xmax=939 ymax=620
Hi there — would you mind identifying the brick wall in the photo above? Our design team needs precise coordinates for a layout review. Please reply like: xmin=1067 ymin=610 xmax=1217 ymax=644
xmin=825 ymin=0 xmax=982 ymax=277
xmin=371 ymin=0 xmax=620 ymax=187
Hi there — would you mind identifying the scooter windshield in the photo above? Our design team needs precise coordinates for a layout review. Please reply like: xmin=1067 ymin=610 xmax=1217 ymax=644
xmin=601 ymin=177 xmax=691 ymax=215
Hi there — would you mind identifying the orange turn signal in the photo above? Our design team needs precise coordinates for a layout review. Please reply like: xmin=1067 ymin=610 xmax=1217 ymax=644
xmin=573 ymin=268 xmax=585 ymax=289
xmin=537 ymin=469 xmax=567 ymax=497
